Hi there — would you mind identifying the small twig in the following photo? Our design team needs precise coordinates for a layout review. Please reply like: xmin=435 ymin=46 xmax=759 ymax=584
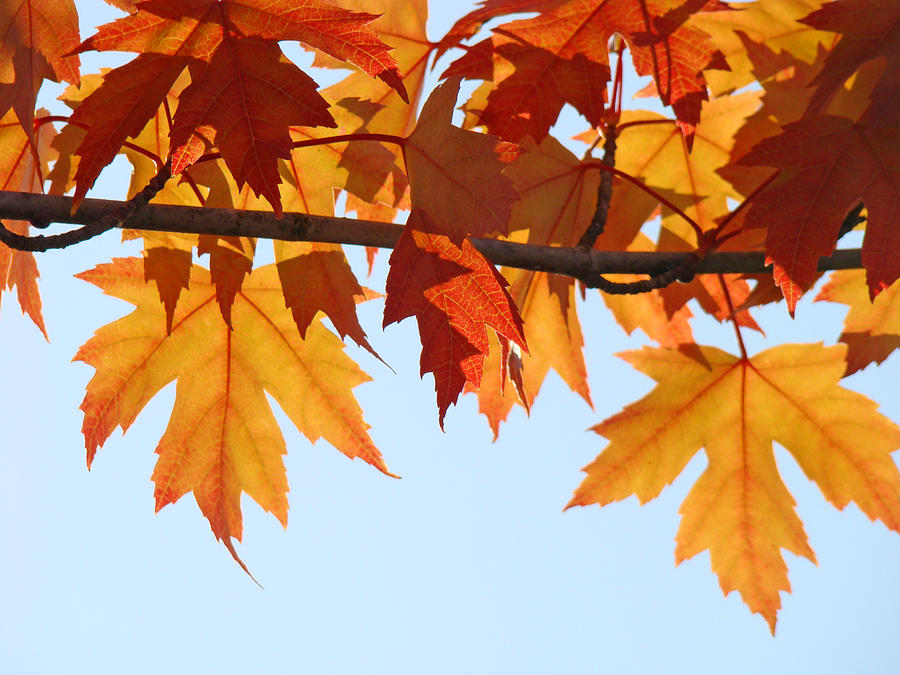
xmin=0 ymin=162 xmax=171 ymax=252
xmin=585 ymin=253 xmax=699 ymax=293
xmin=578 ymin=128 xmax=618 ymax=249
xmin=581 ymin=160 xmax=704 ymax=240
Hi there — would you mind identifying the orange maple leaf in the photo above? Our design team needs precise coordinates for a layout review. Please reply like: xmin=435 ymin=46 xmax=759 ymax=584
xmin=442 ymin=31 xmax=610 ymax=144
xmin=384 ymin=211 xmax=527 ymax=427
xmin=569 ymin=343 xmax=900 ymax=632
xmin=382 ymin=76 xmax=526 ymax=424
xmin=0 ymin=106 xmax=54 ymax=337
xmin=319 ymin=0 xmax=431 ymax=223
xmin=816 ymin=269 xmax=900 ymax=375
xmin=76 ymin=258 xmax=392 ymax=554
xmin=275 ymin=240 xmax=381 ymax=360
xmin=690 ymin=0 xmax=832 ymax=96
xmin=470 ymin=136 xmax=602 ymax=435
xmin=434 ymin=0 xmax=564 ymax=60
xmin=0 ymin=0 xmax=80 ymax=145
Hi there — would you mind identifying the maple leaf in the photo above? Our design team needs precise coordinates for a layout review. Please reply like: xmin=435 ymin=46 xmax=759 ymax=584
xmin=689 ymin=0 xmax=832 ymax=95
xmin=76 ymin=0 xmax=407 ymax=100
xmin=434 ymin=0 xmax=565 ymax=60
xmin=800 ymin=0 xmax=900 ymax=116
xmin=0 ymin=106 xmax=54 ymax=337
xmin=318 ymin=0 xmax=430 ymax=222
xmin=739 ymin=115 xmax=900 ymax=311
xmin=569 ymin=343 xmax=900 ymax=633
xmin=442 ymin=32 xmax=610 ymax=144
xmin=275 ymin=240 xmax=380 ymax=360
xmin=69 ymin=0 xmax=407 ymax=212
xmin=444 ymin=0 xmax=728 ymax=145
xmin=0 ymin=0 xmax=80 ymax=144
xmin=75 ymin=257 xmax=391 ymax=552
xmin=469 ymin=136 xmax=605 ymax=435
xmin=68 ymin=53 xmax=189 ymax=207
xmin=168 ymin=39 xmax=337 ymax=217
xmin=816 ymin=269 xmax=900 ymax=375
xmin=403 ymin=76 xmax=519 ymax=243
xmin=384 ymin=210 xmax=527 ymax=427
xmin=612 ymin=91 xmax=762 ymax=231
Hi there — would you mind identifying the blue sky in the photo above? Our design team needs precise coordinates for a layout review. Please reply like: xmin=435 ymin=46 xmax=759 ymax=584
xmin=1 ymin=2 xmax=899 ymax=673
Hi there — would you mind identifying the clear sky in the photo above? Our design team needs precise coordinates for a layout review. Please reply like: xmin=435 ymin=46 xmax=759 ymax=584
xmin=1 ymin=2 xmax=899 ymax=674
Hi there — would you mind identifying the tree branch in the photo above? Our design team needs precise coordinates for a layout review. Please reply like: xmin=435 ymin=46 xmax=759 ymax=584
xmin=0 ymin=191 xmax=863 ymax=286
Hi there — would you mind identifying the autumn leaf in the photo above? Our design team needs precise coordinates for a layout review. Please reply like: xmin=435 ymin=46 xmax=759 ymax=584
xmin=76 ymin=257 xmax=391 ymax=551
xmin=76 ymin=0 xmax=407 ymax=100
xmin=442 ymin=31 xmax=610 ymax=144
xmin=0 ymin=106 xmax=54 ymax=337
xmin=739 ymin=115 xmax=900 ymax=311
xmin=443 ymin=0 xmax=728 ymax=144
xmin=275 ymin=240 xmax=380 ymax=360
xmin=69 ymin=0 xmax=407 ymax=211
xmin=404 ymin=75 xmax=519 ymax=243
xmin=283 ymin=96 xmax=406 ymax=220
xmin=0 ymin=0 xmax=80 ymax=144
xmin=434 ymin=0 xmax=565 ymax=60
xmin=382 ymin=76 xmax=526 ymax=423
xmin=384 ymin=210 xmax=527 ymax=427
xmin=469 ymin=136 xmax=602 ymax=435
xmin=569 ymin=343 xmax=900 ymax=633
xmin=689 ymin=0 xmax=832 ymax=95
xmin=319 ymin=0 xmax=429 ymax=222
xmin=800 ymin=0 xmax=900 ymax=115
xmin=170 ymin=39 xmax=343 ymax=216
xmin=816 ymin=269 xmax=900 ymax=375
xmin=68 ymin=53 xmax=188 ymax=207
xmin=601 ymin=234 xmax=695 ymax=348
xmin=612 ymin=90 xmax=763 ymax=232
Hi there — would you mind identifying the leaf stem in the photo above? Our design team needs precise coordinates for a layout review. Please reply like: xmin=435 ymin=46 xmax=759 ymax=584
xmin=718 ymin=273 xmax=748 ymax=360
xmin=193 ymin=132 xmax=407 ymax=165
xmin=615 ymin=118 xmax=677 ymax=133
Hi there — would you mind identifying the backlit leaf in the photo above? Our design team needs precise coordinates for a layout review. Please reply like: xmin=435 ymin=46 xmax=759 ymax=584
xmin=569 ymin=343 xmax=900 ymax=633
xmin=76 ymin=258 xmax=391 ymax=551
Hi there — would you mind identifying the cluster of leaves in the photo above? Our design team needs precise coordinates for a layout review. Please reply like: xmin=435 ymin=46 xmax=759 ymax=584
xmin=1 ymin=0 xmax=898 ymax=632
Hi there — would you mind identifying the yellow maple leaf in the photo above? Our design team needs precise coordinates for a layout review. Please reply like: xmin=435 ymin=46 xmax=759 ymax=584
xmin=569 ymin=343 xmax=900 ymax=633
xmin=75 ymin=258 xmax=392 ymax=557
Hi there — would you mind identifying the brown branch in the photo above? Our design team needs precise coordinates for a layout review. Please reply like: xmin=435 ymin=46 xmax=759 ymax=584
xmin=0 ymin=166 xmax=171 ymax=252
xmin=0 ymin=191 xmax=864 ymax=285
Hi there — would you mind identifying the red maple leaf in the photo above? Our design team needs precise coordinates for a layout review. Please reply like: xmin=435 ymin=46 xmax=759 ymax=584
xmin=441 ymin=0 xmax=728 ymax=145
xmin=739 ymin=115 xmax=900 ymax=310
xmin=384 ymin=210 xmax=527 ymax=427
xmin=68 ymin=0 xmax=407 ymax=212
xmin=801 ymin=0 xmax=900 ymax=116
